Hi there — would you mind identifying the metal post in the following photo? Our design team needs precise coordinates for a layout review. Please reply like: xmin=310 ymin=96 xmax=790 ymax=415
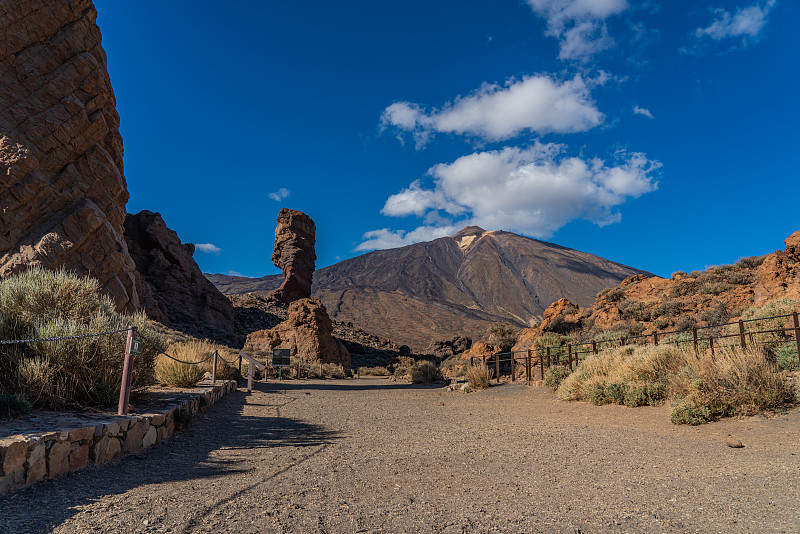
xmin=511 ymin=354 xmax=516 ymax=382
xmin=546 ymin=347 xmax=551 ymax=367
xmin=621 ymin=337 xmax=626 ymax=347
xmin=539 ymin=350 xmax=544 ymax=380
xmin=653 ymin=332 xmax=659 ymax=346
xmin=470 ymin=356 xmax=474 ymax=366
xmin=793 ymin=312 xmax=800 ymax=364
xmin=693 ymin=327 xmax=698 ymax=354
xmin=709 ymin=336 xmax=715 ymax=357
xmin=118 ymin=326 xmax=137 ymax=416
xmin=247 ymin=357 xmax=254 ymax=392
xmin=526 ymin=350 xmax=531 ymax=382
xmin=568 ymin=344 xmax=573 ymax=370
xmin=495 ymin=354 xmax=500 ymax=384
xmin=238 ymin=354 xmax=242 ymax=376
xmin=211 ymin=350 xmax=218 ymax=384
xmin=738 ymin=319 xmax=746 ymax=349
xmin=592 ymin=340 xmax=598 ymax=355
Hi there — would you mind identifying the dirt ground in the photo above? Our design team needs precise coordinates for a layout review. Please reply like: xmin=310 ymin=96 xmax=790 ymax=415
xmin=2 ymin=378 xmax=798 ymax=533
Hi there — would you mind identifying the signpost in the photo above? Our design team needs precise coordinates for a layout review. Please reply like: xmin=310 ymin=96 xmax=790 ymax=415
xmin=272 ymin=348 xmax=291 ymax=380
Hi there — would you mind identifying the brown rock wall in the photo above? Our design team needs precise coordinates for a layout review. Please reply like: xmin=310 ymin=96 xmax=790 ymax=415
xmin=0 ymin=0 xmax=140 ymax=311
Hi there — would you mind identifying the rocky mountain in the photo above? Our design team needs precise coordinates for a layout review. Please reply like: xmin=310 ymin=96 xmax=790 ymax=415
xmin=207 ymin=226 xmax=650 ymax=349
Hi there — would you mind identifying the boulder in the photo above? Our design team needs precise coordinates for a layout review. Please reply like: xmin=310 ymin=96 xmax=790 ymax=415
xmin=427 ymin=336 xmax=473 ymax=358
xmin=0 ymin=0 xmax=141 ymax=312
xmin=245 ymin=298 xmax=350 ymax=372
xmin=270 ymin=209 xmax=316 ymax=303
xmin=755 ymin=229 xmax=800 ymax=303
xmin=123 ymin=210 xmax=234 ymax=335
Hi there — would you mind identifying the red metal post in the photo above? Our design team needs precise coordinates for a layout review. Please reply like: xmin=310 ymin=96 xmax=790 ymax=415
xmin=117 ymin=326 xmax=137 ymax=416
xmin=211 ymin=350 xmax=218 ymax=384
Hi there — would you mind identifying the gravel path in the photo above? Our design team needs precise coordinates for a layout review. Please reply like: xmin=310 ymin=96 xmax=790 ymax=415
xmin=2 ymin=378 xmax=798 ymax=533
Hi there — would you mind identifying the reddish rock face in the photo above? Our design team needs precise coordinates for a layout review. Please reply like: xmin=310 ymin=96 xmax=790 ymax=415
xmin=245 ymin=298 xmax=350 ymax=372
xmin=0 ymin=0 xmax=140 ymax=312
xmin=270 ymin=209 xmax=316 ymax=303
xmin=123 ymin=210 xmax=234 ymax=335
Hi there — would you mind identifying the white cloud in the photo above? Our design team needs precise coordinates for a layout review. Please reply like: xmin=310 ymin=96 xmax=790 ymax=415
xmin=268 ymin=187 xmax=291 ymax=202
xmin=381 ymin=75 xmax=603 ymax=147
xmin=526 ymin=0 xmax=629 ymax=60
xmin=357 ymin=142 xmax=660 ymax=251
xmin=355 ymin=225 xmax=461 ymax=252
xmin=633 ymin=106 xmax=654 ymax=119
xmin=195 ymin=243 xmax=221 ymax=254
xmin=695 ymin=1 xmax=775 ymax=41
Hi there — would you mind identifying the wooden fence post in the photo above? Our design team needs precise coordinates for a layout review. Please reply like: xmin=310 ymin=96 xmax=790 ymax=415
xmin=738 ymin=319 xmax=747 ymax=349
xmin=546 ymin=347 xmax=551 ymax=367
xmin=470 ymin=356 xmax=474 ymax=366
xmin=510 ymin=354 xmax=515 ymax=382
xmin=211 ymin=350 xmax=218 ymax=384
xmin=692 ymin=327 xmax=698 ymax=354
xmin=793 ymin=312 xmax=800 ymax=364
xmin=621 ymin=337 xmax=626 ymax=347
xmin=539 ymin=350 xmax=544 ymax=380
xmin=526 ymin=350 xmax=531 ymax=382
xmin=117 ymin=326 xmax=137 ymax=416
xmin=568 ymin=344 xmax=573 ymax=370
xmin=653 ymin=332 xmax=659 ymax=346
xmin=592 ymin=340 xmax=598 ymax=355
xmin=495 ymin=354 xmax=500 ymax=384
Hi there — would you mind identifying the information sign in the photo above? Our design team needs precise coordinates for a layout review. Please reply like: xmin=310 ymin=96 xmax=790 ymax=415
xmin=272 ymin=348 xmax=291 ymax=367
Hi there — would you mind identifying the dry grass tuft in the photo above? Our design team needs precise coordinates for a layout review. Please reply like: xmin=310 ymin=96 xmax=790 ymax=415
xmin=409 ymin=361 xmax=443 ymax=384
xmin=155 ymin=340 xmax=235 ymax=387
xmin=465 ymin=363 xmax=492 ymax=390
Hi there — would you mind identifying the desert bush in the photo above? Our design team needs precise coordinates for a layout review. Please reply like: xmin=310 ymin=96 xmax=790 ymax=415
xmin=618 ymin=299 xmax=651 ymax=322
xmin=465 ymin=363 xmax=492 ymax=390
xmin=592 ymin=331 xmax=623 ymax=348
xmin=173 ymin=407 xmax=193 ymax=431
xmin=775 ymin=341 xmax=799 ymax=371
xmin=653 ymin=318 xmax=670 ymax=330
xmin=701 ymin=282 xmax=732 ymax=295
xmin=535 ymin=333 xmax=575 ymax=365
xmin=486 ymin=322 xmax=519 ymax=352
xmin=673 ymin=315 xmax=696 ymax=332
xmin=604 ymin=288 xmax=626 ymax=302
xmin=0 ymin=268 xmax=165 ymax=408
xmin=606 ymin=321 xmax=646 ymax=338
xmin=729 ymin=299 xmax=798 ymax=345
xmin=736 ymin=255 xmax=767 ymax=269
xmin=555 ymin=343 xmax=795 ymax=424
xmin=698 ymin=301 xmax=729 ymax=325
xmin=688 ymin=270 xmax=702 ymax=279
xmin=652 ymin=300 xmax=683 ymax=318
xmin=669 ymin=280 xmax=699 ymax=298
xmin=409 ymin=361 xmax=443 ymax=384
xmin=0 ymin=393 xmax=32 ymax=418
xmin=671 ymin=271 xmax=687 ymax=280
xmin=358 ymin=366 xmax=391 ymax=376
xmin=155 ymin=341 xmax=211 ymax=387
xmin=544 ymin=365 xmax=571 ymax=390
xmin=596 ymin=287 xmax=612 ymax=298
xmin=724 ymin=270 xmax=752 ymax=285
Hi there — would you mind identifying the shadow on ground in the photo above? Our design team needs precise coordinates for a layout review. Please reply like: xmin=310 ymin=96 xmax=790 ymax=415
xmin=0 ymin=384 xmax=340 ymax=534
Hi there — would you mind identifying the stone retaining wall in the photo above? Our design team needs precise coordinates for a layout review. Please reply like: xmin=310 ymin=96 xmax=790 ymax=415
xmin=0 ymin=380 xmax=236 ymax=495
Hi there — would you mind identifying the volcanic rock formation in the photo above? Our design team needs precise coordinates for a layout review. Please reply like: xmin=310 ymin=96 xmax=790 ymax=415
xmin=270 ymin=209 xmax=316 ymax=304
xmin=244 ymin=298 xmax=351 ymax=372
xmin=124 ymin=210 xmax=235 ymax=337
xmin=0 ymin=0 xmax=139 ymax=311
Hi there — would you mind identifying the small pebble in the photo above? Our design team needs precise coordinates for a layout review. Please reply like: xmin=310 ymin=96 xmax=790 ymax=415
xmin=726 ymin=436 xmax=744 ymax=448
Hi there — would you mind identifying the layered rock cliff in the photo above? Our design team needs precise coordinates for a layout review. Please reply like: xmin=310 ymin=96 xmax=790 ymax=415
xmin=0 ymin=0 xmax=139 ymax=311
xmin=270 ymin=208 xmax=316 ymax=303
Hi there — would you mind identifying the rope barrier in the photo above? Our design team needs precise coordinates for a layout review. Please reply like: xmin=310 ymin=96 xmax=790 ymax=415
xmin=158 ymin=351 xmax=215 ymax=365
xmin=0 ymin=327 xmax=130 ymax=345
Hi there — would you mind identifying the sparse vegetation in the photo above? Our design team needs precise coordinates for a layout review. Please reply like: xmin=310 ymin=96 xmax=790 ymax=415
xmin=618 ymin=299 xmax=652 ymax=322
xmin=409 ymin=360 xmax=443 ymax=384
xmin=544 ymin=365 xmax=571 ymax=390
xmin=535 ymin=332 xmax=575 ymax=365
xmin=486 ymin=322 xmax=519 ymax=352
xmin=155 ymin=341 xmax=209 ymax=387
xmin=465 ymin=363 xmax=492 ymax=390
xmin=736 ymin=255 xmax=767 ymax=269
xmin=0 ymin=268 xmax=165 ymax=408
xmin=554 ymin=344 xmax=795 ymax=424
xmin=358 ymin=366 xmax=391 ymax=376
xmin=0 ymin=393 xmax=32 ymax=418
xmin=604 ymin=288 xmax=626 ymax=302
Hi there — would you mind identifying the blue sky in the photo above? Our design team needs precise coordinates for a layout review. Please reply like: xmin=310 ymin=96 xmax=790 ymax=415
xmin=95 ymin=0 xmax=798 ymax=279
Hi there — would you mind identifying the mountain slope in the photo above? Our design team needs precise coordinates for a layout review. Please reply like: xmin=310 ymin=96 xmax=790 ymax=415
xmin=206 ymin=227 xmax=651 ymax=349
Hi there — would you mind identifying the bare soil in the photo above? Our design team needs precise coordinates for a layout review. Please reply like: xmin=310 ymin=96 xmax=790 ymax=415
xmin=2 ymin=379 xmax=798 ymax=533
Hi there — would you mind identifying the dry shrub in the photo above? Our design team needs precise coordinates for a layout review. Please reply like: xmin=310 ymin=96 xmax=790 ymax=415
xmin=409 ymin=361 xmax=443 ymax=384
xmin=300 ymin=361 xmax=346 ymax=379
xmin=0 ymin=268 xmax=165 ymax=408
xmin=358 ymin=366 xmax=391 ymax=376
xmin=156 ymin=341 xmax=215 ymax=387
xmin=465 ymin=363 xmax=492 ymax=390
xmin=556 ymin=344 xmax=796 ymax=424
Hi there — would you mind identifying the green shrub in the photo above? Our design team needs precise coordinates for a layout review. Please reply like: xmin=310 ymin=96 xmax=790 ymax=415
xmin=486 ymin=322 xmax=519 ymax=352
xmin=736 ymin=255 xmax=766 ymax=269
xmin=409 ymin=361 xmax=443 ymax=384
xmin=701 ymin=282 xmax=732 ymax=295
xmin=535 ymin=333 xmax=575 ymax=365
xmin=596 ymin=287 xmax=612 ymax=298
xmin=698 ymin=301 xmax=729 ymax=325
xmin=776 ymin=341 xmax=799 ymax=371
xmin=605 ymin=382 xmax=628 ymax=404
xmin=358 ymin=366 xmax=391 ymax=376
xmin=0 ymin=268 xmax=165 ymax=408
xmin=618 ymin=299 xmax=651 ymax=322
xmin=729 ymin=299 xmax=798 ymax=345
xmin=586 ymin=383 xmax=609 ymax=405
xmin=0 ymin=393 xmax=32 ymax=418
xmin=465 ymin=363 xmax=492 ymax=390
xmin=724 ymin=271 xmax=751 ymax=285
xmin=670 ymin=398 xmax=713 ymax=425
xmin=544 ymin=365 xmax=571 ymax=390
xmin=652 ymin=300 xmax=683 ymax=318
xmin=605 ymin=288 xmax=626 ymax=302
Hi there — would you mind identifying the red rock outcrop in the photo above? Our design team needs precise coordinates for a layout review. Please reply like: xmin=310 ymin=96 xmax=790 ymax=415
xmin=124 ymin=210 xmax=234 ymax=336
xmin=755 ymin=229 xmax=800 ymax=303
xmin=244 ymin=298 xmax=350 ymax=371
xmin=270 ymin=209 xmax=316 ymax=303
xmin=0 ymin=0 xmax=140 ymax=311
